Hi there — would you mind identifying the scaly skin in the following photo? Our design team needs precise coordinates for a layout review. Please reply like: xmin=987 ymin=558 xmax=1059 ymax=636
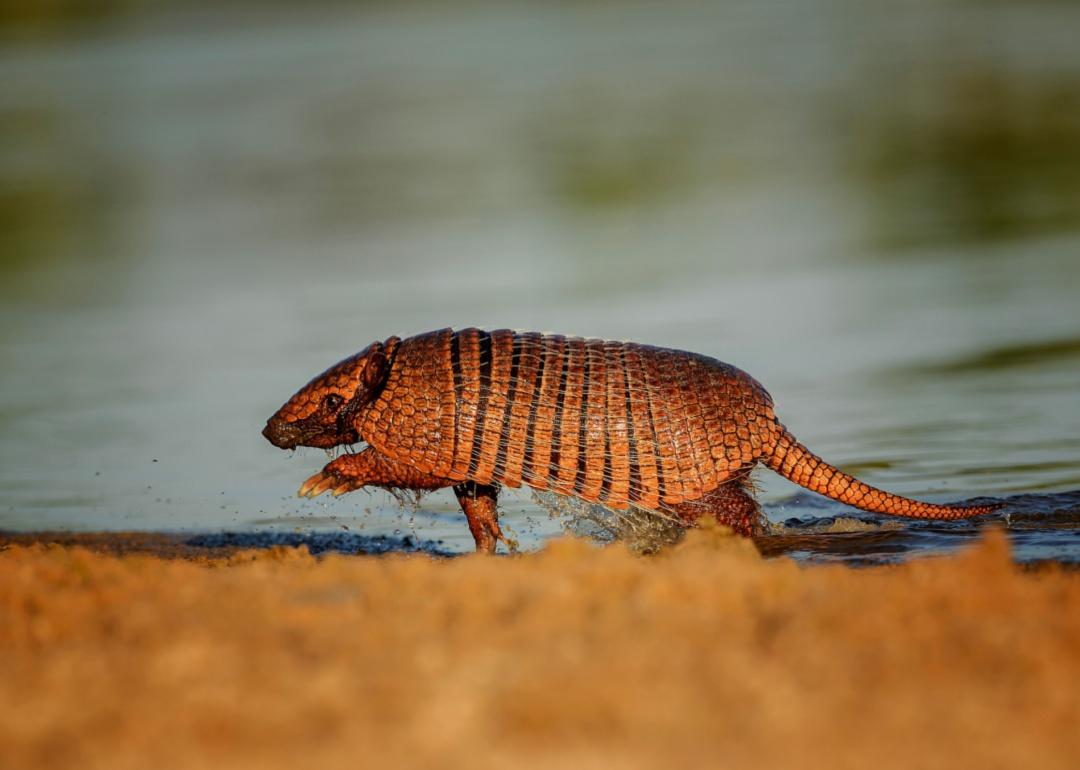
xmin=264 ymin=328 xmax=1000 ymax=553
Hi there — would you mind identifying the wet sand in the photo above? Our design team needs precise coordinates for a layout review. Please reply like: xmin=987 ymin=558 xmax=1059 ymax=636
xmin=1 ymin=526 xmax=1077 ymax=770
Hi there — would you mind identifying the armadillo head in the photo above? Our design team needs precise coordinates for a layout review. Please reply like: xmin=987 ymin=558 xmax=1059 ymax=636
xmin=262 ymin=337 xmax=398 ymax=450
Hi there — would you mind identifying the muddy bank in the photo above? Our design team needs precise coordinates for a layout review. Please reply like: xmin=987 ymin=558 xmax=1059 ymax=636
xmin=1 ymin=527 xmax=1077 ymax=770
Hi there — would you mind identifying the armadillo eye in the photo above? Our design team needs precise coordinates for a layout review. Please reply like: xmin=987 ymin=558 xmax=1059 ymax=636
xmin=323 ymin=393 xmax=344 ymax=412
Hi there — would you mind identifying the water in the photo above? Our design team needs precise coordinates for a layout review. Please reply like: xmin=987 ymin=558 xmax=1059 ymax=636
xmin=1 ymin=1 xmax=1079 ymax=564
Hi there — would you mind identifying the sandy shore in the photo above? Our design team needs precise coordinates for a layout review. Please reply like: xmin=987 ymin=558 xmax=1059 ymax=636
xmin=1 ymin=526 xmax=1077 ymax=770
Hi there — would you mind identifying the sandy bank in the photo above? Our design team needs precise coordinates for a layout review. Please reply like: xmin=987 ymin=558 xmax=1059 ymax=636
xmin=1 ymin=527 xmax=1077 ymax=770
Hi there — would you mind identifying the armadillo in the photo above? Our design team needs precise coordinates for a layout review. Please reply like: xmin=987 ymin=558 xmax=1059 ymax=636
xmin=262 ymin=328 xmax=998 ymax=552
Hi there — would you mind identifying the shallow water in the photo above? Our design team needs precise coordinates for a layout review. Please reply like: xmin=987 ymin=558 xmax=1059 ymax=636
xmin=1 ymin=1 xmax=1079 ymax=563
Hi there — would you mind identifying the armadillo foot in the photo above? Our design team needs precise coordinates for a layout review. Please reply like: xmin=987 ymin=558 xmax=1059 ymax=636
xmin=454 ymin=482 xmax=510 ymax=554
xmin=299 ymin=469 xmax=354 ymax=498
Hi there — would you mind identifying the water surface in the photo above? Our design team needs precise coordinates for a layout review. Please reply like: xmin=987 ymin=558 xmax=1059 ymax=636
xmin=1 ymin=1 xmax=1078 ymax=563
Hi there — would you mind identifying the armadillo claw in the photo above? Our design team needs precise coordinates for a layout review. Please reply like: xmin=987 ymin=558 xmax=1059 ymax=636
xmin=313 ymin=476 xmax=341 ymax=497
xmin=331 ymin=482 xmax=355 ymax=497
xmin=297 ymin=475 xmax=319 ymax=498
xmin=299 ymin=472 xmax=335 ymax=498
xmin=299 ymin=468 xmax=364 ymax=498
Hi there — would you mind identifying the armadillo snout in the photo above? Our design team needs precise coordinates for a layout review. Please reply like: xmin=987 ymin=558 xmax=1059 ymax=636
xmin=263 ymin=417 xmax=303 ymax=449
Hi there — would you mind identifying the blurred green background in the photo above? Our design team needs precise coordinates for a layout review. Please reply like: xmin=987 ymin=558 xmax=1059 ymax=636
xmin=1 ymin=0 xmax=1078 ymax=552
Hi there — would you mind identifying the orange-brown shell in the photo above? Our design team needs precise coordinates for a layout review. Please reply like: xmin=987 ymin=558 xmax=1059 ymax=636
xmin=357 ymin=328 xmax=782 ymax=510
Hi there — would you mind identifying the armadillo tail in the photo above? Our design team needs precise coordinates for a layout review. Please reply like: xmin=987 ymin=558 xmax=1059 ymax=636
xmin=763 ymin=427 xmax=1001 ymax=520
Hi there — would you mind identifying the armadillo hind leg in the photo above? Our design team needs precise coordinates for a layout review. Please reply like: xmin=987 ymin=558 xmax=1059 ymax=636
xmin=454 ymin=482 xmax=511 ymax=554
xmin=664 ymin=477 xmax=764 ymax=538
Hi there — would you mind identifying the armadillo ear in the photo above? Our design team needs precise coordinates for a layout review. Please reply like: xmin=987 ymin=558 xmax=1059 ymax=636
xmin=361 ymin=348 xmax=390 ymax=392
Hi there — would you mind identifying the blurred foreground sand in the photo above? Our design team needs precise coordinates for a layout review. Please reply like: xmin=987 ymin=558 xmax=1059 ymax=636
xmin=1 ymin=527 xmax=1078 ymax=770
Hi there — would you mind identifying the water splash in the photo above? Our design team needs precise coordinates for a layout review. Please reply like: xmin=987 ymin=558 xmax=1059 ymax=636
xmin=531 ymin=487 xmax=1080 ymax=565
xmin=532 ymin=490 xmax=686 ymax=554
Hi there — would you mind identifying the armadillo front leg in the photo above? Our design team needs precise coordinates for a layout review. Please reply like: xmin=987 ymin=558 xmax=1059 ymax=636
xmin=666 ymin=477 xmax=764 ymax=537
xmin=297 ymin=450 xmax=511 ymax=554
xmin=299 ymin=447 xmax=452 ymax=498
xmin=453 ymin=482 xmax=509 ymax=554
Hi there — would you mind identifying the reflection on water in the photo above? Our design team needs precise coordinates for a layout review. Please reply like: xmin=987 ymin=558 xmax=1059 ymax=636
xmin=758 ymin=490 xmax=1080 ymax=566
xmin=854 ymin=72 xmax=1080 ymax=248
xmin=0 ymin=104 xmax=125 ymax=281
xmin=906 ymin=335 xmax=1080 ymax=375
xmin=1 ymin=1 xmax=1078 ymax=563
